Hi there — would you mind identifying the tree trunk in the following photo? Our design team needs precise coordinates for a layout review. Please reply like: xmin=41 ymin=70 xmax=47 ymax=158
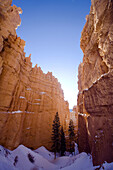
xmin=54 ymin=152 xmax=56 ymax=159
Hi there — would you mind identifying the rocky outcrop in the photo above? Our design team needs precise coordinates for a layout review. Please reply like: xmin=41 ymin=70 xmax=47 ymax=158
xmin=70 ymin=106 xmax=78 ymax=133
xmin=78 ymin=0 xmax=113 ymax=165
xmin=0 ymin=0 xmax=70 ymax=150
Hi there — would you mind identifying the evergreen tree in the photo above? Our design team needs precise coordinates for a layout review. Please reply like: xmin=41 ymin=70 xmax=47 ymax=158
xmin=68 ymin=119 xmax=75 ymax=154
xmin=51 ymin=112 xmax=61 ymax=159
xmin=60 ymin=126 xmax=66 ymax=156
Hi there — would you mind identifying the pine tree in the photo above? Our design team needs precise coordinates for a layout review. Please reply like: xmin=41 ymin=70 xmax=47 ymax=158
xmin=68 ymin=119 xmax=75 ymax=154
xmin=60 ymin=126 xmax=66 ymax=156
xmin=51 ymin=112 xmax=61 ymax=159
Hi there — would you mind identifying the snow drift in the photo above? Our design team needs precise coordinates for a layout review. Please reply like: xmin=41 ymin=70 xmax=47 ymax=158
xmin=0 ymin=145 xmax=113 ymax=170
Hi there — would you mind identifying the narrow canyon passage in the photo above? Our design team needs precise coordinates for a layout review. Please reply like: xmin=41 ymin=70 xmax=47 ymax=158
xmin=0 ymin=0 xmax=113 ymax=168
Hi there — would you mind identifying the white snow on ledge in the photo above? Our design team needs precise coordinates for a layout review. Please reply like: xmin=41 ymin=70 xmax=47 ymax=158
xmin=26 ymin=88 xmax=32 ymax=91
xmin=35 ymin=99 xmax=41 ymax=101
xmin=78 ymin=102 xmax=83 ymax=106
xmin=40 ymin=92 xmax=46 ymax=95
xmin=0 ymin=111 xmax=34 ymax=114
xmin=83 ymin=71 xmax=110 ymax=92
xmin=84 ymin=88 xmax=89 ymax=91
xmin=28 ymin=101 xmax=40 ymax=105
xmin=25 ymin=111 xmax=34 ymax=114
xmin=20 ymin=96 xmax=26 ymax=99
xmin=12 ymin=110 xmax=23 ymax=114
xmin=78 ymin=112 xmax=89 ymax=117
xmin=34 ymin=103 xmax=40 ymax=105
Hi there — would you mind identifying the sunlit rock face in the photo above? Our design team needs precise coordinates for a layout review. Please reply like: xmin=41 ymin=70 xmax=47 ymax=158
xmin=0 ymin=0 xmax=70 ymax=150
xmin=78 ymin=0 xmax=113 ymax=166
xmin=70 ymin=106 xmax=78 ymax=133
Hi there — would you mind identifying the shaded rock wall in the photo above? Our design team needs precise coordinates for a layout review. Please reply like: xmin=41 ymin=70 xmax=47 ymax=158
xmin=0 ymin=0 xmax=70 ymax=150
xmin=78 ymin=0 xmax=113 ymax=165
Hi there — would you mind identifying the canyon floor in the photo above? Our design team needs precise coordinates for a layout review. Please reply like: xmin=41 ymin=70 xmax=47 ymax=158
xmin=0 ymin=144 xmax=113 ymax=170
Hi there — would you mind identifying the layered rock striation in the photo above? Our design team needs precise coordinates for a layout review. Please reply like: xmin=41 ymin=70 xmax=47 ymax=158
xmin=0 ymin=0 xmax=70 ymax=150
xmin=78 ymin=0 xmax=113 ymax=165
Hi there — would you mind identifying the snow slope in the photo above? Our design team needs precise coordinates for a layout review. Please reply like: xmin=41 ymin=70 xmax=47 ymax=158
xmin=10 ymin=145 xmax=57 ymax=170
xmin=61 ymin=152 xmax=94 ymax=170
xmin=34 ymin=146 xmax=54 ymax=161
xmin=0 ymin=145 xmax=113 ymax=170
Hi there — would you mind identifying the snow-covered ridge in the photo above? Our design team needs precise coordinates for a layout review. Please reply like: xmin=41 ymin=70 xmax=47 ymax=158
xmin=0 ymin=144 xmax=113 ymax=170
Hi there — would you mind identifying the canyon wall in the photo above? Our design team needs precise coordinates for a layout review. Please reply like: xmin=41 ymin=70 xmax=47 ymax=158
xmin=78 ymin=0 xmax=113 ymax=165
xmin=0 ymin=0 xmax=70 ymax=150
xmin=70 ymin=106 xmax=78 ymax=133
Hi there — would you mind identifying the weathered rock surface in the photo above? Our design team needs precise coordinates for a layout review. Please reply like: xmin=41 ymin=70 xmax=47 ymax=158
xmin=70 ymin=106 xmax=78 ymax=133
xmin=0 ymin=0 xmax=70 ymax=150
xmin=78 ymin=0 xmax=113 ymax=165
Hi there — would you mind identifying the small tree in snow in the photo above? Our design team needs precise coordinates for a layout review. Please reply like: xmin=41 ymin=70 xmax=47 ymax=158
xmin=13 ymin=156 xmax=18 ymax=166
xmin=51 ymin=112 xmax=61 ymax=159
xmin=60 ymin=126 xmax=66 ymax=156
xmin=28 ymin=153 xmax=35 ymax=163
xmin=68 ymin=119 xmax=75 ymax=154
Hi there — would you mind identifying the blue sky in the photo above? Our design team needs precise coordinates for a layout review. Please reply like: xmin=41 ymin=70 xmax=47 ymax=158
xmin=12 ymin=0 xmax=91 ymax=109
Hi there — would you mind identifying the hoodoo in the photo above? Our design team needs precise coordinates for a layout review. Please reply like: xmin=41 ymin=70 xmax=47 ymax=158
xmin=0 ymin=0 xmax=70 ymax=150
xmin=77 ymin=0 xmax=113 ymax=165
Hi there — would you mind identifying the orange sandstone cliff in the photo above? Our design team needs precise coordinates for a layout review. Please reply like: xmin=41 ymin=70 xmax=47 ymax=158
xmin=70 ymin=106 xmax=78 ymax=133
xmin=0 ymin=0 xmax=70 ymax=150
xmin=78 ymin=0 xmax=113 ymax=165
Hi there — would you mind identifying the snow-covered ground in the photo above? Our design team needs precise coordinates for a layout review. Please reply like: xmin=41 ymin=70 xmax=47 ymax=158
xmin=0 ymin=144 xmax=113 ymax=170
